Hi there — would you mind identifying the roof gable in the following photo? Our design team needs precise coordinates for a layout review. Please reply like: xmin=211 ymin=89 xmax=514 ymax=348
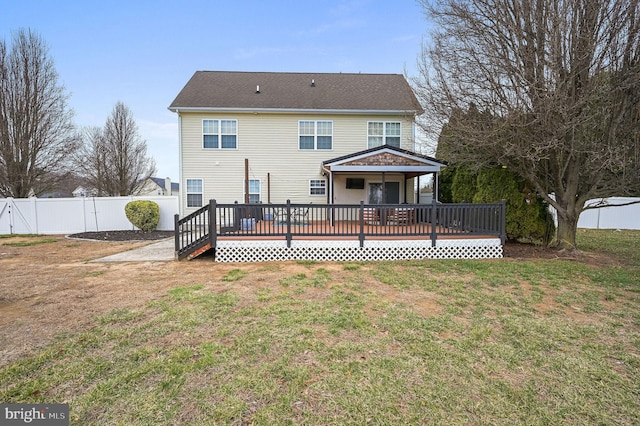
xmin=341 ymin=152 xmax=427 ymax=167
xmin=323 ymin=145 xmax=446 ymax=173
xmin=169 ymin=71 xmax=423 ymax=114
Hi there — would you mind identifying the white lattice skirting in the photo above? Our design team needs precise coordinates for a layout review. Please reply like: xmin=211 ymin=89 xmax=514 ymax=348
xmin=214 ymin=239 xmax=503 ymax=262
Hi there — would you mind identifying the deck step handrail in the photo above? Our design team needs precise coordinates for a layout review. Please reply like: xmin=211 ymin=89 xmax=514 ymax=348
xmin=174 ymin=199 xmax=506 ymax=260
xmin=174 ymin=203 xmax=213 ymax=260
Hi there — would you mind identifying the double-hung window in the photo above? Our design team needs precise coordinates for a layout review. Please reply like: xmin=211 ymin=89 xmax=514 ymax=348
xmin=203 ymin=119 xmax=237 ymax=149
xmin=248 ymin=179 xmax=261 ymax=203
xmin=186 ymin=179 xmax=203 ymax=208
xmin=367 ymin=122 xmax=401 ymax=148
xmin=309 ymin=179 xmax=326 ymax=196
xmin=299 ymin=120 xmax=332 ymax=150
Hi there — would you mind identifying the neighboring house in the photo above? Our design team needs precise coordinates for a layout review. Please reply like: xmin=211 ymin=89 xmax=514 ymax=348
xmin=72 ymin=178 xmax=178 ymax=197
xmin=138 ymin=177 xmax=180 ymax=197
xmin=168 ymin=71 xmax=445 ymax=215
xmin=72 ymin=186 xmax=96 ymax=198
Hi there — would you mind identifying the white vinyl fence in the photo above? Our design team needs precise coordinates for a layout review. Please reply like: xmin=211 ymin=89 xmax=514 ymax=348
xmin=576 ymin=197 xmax=640 ymax=230
xmin=0 ymin=196 xmax=179 ymax=235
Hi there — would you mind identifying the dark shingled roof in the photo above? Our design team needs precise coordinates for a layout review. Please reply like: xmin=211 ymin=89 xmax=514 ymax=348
xmin=169 ymin=71 xmax=423 ymax=113
xmin=150 ymin=177 xmax=179 ymax=191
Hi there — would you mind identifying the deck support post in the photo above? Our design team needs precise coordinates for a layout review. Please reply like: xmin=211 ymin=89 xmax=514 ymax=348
xmin=358 ymin=200 xmax=365 ymax=248
xmin=431 ymin=199 xmax=437 ymax=247
xmin=500 ymin=199 xmax=507 ymax=244
xmin=210 ymin=199 xmax=217 ymax=259
xmin=286 ymin=199 xmax=292 ymax=248
xmin=174 ymin=213 xmax=180 ymax=254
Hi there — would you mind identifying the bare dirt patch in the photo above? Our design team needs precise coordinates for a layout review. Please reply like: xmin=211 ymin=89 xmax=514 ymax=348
xmin=503 ymin=241 xmax=620 ymax=267
xmin=0 ymin=236 xmax=613 ymax=366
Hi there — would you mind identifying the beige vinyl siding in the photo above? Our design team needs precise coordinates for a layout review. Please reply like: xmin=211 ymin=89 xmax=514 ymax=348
xmin=179 ymin=111 xmax=417 ymax=212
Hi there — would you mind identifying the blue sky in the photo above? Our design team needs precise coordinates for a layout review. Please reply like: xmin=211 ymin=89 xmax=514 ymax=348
xmin=2 ymin=0 xmax=429 ymax=181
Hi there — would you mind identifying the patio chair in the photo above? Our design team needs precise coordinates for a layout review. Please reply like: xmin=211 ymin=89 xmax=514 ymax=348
xmin=272 ymin=207 xmax=287 ymax=225
xmin=361 ymin=208 xmax=379 ymax=225
xmin=389 ymin=208 xmax=415 ymax=225
xmin=293 ymin=207 xmax=309 ymax=225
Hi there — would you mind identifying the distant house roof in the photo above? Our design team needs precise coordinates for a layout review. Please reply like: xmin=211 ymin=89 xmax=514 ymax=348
xmin=150 ymin=177 xmax=179 ymax=192
xmin=168 ymin=71 xmax=423 ymax=114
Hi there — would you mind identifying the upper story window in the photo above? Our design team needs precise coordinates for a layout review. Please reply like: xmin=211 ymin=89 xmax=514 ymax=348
xmin=203 ymin=119 xmax=237 ymax=149
xmin=299 ymin=120 xmax=332 ymax=150
xmin=367 ymin=122 xmax=401 ymax=148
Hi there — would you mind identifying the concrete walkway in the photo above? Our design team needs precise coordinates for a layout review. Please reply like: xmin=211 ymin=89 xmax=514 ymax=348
xmin=92 ymin=238 xmax=175 ymax=262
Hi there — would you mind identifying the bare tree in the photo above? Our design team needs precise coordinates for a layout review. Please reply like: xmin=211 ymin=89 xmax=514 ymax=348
xmin=0 ymin=28 xmax=78 ymax=197
xmin=415 ymin=0 xmax=640 ymax=249
xmin=76 ymin=102 xmax=156 ymax=196
xmin=75 ymin=126 xmax=108 ymax=195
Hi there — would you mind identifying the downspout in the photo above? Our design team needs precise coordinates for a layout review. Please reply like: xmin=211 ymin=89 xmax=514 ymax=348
xmin=178 ymin=112 xmax=184 ymax=216
xmin=321 ymin=163 xmax=332 ymax=205
xmin=321 ymin=163 xmax=334 ymax=226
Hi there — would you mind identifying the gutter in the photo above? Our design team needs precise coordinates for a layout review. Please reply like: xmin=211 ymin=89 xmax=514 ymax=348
xmin=168 ymin=107 xmax=420 ymax=116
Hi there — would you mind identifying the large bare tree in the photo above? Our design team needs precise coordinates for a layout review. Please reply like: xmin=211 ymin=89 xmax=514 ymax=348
xmin=415 ymin=0 xmax=640 ymax=249
xmin=0 ymin=29 xmax=78 ymax=197
xmin=76 ymin=102 xmax=156 ymax=196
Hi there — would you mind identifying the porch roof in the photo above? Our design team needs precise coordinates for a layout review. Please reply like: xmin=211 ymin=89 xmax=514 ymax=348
xmin=322 ymin=145 xmax=447 ymax=176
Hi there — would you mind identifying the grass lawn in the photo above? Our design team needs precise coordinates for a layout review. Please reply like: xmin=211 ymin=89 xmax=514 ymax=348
xmin=1 ymin=230 xmax=639 ymax=425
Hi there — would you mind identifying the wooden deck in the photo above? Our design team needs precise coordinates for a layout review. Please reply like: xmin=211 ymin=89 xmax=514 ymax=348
xmin=175 ymin=201 xmax=506 ymax=261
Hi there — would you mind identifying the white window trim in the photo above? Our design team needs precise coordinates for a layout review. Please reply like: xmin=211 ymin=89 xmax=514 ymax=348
xmin=202 ymin=119 xmax=238 ymax=149
xmin=247 ymin=178 xmax=261 ymax=203
xmin=186 ymin=178 xmax=204 ymax=208
xmin=367 ymin=121 xmax=402 ymax=148
xmin=309 ymin=179 xmax=327 ymax=196
xmin=298 ymin=120 xmax=333 ymax=150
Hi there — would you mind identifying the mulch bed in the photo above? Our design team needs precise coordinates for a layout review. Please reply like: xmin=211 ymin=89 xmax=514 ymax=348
xmin=68 ymin=230 xmax=174 ymax=241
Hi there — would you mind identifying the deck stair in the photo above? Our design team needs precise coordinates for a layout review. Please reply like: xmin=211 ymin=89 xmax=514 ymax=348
xmin=174 ymin=204 xmax=214 ymax=260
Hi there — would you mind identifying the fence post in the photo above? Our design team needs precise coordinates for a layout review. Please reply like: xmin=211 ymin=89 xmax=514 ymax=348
xmin=359 ymin=200 xmax=365 ymax=248
xmin=82 ymin=196 xmax=87 ymax=232
xmin=8 ymin=197 xmax=14 ymax=234
xmin=431 ymin=199 xmax=437 ymax=247
xmin=30 ymin=196 xmax=39 ymax=234
xmin=286 ymin=199 xmax=292 ymax=248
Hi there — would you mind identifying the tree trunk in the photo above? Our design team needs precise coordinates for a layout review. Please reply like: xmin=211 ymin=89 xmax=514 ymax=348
xmin=552 ymin=212 xmax=579 ymax=250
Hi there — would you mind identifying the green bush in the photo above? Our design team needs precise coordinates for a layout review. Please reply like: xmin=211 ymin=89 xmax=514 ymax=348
xmin=451 ymin=166 xmax=477 ymax=203
xmin=436 ymin=166 xmax=457 ymax=203
xmin=472 ymin=168 xmax=555 ymax=243
xmin=125 ymin=200 xmax=160 ymax=232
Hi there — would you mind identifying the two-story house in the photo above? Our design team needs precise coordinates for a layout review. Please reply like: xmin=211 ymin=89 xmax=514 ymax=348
xmin=169 ymin=71 xmax=445 ymax=215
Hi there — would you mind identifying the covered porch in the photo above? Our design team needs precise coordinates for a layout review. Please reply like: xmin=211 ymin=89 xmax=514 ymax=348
xmin=320 ymin=145 xmax=446 ymax=206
